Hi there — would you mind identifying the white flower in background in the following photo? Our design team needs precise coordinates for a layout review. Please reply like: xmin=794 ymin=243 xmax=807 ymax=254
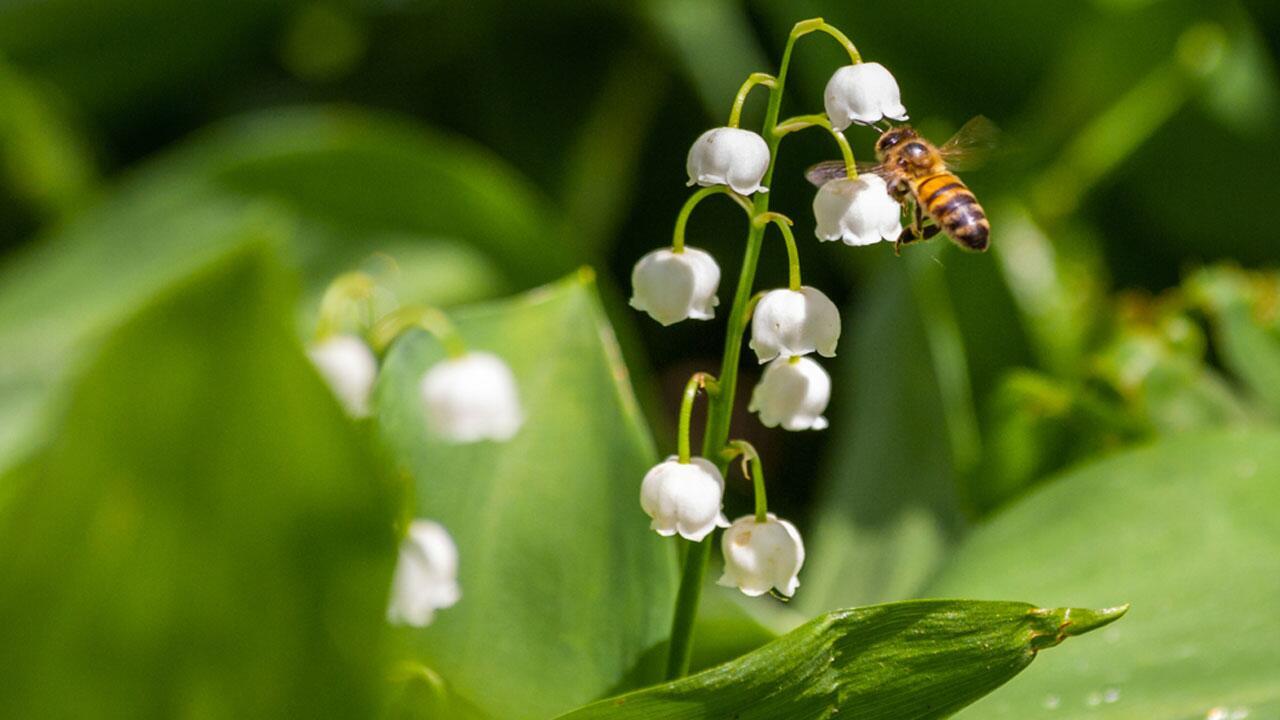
xmin=640 ymin=456 xmax=731 ymax=542
xmin=823 ymin=62 xmax=908 ymax=130
xmin=813 ymin=175 xmax=904 ymax=246
xmin=630 ymin=247 xmax=721 ymax=326
xmin=686 ymin=127 xmax=771 ymax=195
xmin=387 ymin=520 xmax=461 ymax=627
xmin=420 ymin=352 xmax=523 ymax=442
xmin=749 ymin=356 xmax=831 ymax=431
xmin=718 ymin=513 xmax=805 ymax=597
xmin=308 ymin=334 xmax=378 ymax=418
xmin=749 ymin=287 xmax=841 ymax=363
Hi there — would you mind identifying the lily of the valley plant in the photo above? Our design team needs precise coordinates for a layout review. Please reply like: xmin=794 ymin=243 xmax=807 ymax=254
xmin=305 ymin=271 xmax=526 ymax=628
xmin=629 ymin=16 xmax=917 ymax=679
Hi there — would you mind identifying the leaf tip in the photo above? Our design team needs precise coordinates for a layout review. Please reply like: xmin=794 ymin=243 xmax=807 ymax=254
xmin=1061 ymin=603 xmax=1129 ymax=637
xmin=1028 ymin=603 xmax=1129 ymax=650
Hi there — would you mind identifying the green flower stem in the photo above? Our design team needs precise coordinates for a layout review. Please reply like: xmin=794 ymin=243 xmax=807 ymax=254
xmin=728 ymin=72 xmax=778 ymax=128
xmin=774 ymin=113 xmax=858 ymax=179
xmin=315 ymin=271 xmax=376 ymax=340
xmin=756 ymin=212 xmax=802 ymax=291
xmin=791 ymin=17 xmax=862 ymax=63
xmin=370 ymin=305 xmax=466 ymax=359
xmin=665 ymin=17 xmax=824 ymax=683
xmin=723 ymin=440 xmax=768 ymax=522
xmin=677 ymin=372 xmax=721 ymax=464
xmin=672 ymin=186 xmax=753 ymax=253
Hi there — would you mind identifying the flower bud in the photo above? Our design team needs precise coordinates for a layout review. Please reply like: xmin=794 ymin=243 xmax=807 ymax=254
xmin=823 ymin=62 xmax=908 ymax=130
xmin=640 ymin=456 xmax=731 ymax=542
xmin=813 ymin=175 xmax=903 ymax=246
xmin=749 ymin=356 xmax=831 ymax=431
xmin=629 ymin=246 xmax=721 ymax=326
xmin=420 ymin=352 xmax=523 ymax=442
xmin=749 ymin=287 xmax=841 ymax=364
xmin=686 ymin=127 xmax=770 ymax=196
xmin=387 ymin=520 xmax=461 ymax=627
xmin=717 ymin=513 xmax=805 ymax=597
xmin=308 ymin=334 xmax=378 ymax=418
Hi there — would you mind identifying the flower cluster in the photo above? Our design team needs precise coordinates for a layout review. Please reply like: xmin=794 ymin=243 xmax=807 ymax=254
xmin=304 ymin=274 xmax=527 ymax=627
xmin=630 ymin=21 xmax=912 ymax=610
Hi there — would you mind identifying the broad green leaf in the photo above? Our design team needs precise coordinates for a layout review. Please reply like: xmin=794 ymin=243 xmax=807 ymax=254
xmin=0 ymin=245 xmax=396 ymax=717
xmin=801 ymin=257 xmax=968 ymax=613
xmin=373 ymin=271 xmax=677 ymax=720
xmin=928 ymin=429 xmax=1280 ymax=719
xmin=556 ymin=599 xmax=1125 ymax=720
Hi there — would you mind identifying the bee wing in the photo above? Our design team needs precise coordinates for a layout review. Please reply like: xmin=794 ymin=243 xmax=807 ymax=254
xmin=805 ymin=160 xmax=886 ymax=186
xmin=937 ymin=115 xmax=1001 ymax=171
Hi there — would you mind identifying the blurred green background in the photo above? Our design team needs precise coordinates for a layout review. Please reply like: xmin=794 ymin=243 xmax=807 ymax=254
xmin=2 ymin=0 xmax=1279 ymax=718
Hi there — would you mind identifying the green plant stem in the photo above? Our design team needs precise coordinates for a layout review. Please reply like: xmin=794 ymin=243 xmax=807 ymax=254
xmin=756 ymin=212 xmax=802 ymax=290
xmin=677 ymin=372 xmax=720 ymax=464
xmin=315 ymin=271 xmax=376 ymax=340
xmin=728 ymin=72 xmax=777 ymax=128
xmin=370 ymin=305 xmax=466 ymax=358
xmin=672 ymin=186 xmax=752 ymax=253
xmin=724 ymin=440 xmax=768 ymax=522
xmin=664 ymin=18 xmax=814 ymax=682
xmin=774 ymin=113 xmax=858 ymax=178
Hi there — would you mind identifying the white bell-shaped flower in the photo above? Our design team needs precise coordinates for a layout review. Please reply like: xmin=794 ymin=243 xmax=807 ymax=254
xmin=630 ymin=246 xmax=720 ymax=326
xmin=718 ymin=513 xmax=805 ymax=597
xmin=813 ymin=175 xmax=904 ymax=246
xmin=823 ymin=62 xmax=908 ymax=130
xmin=749 ymin=287 xmax=841 ymax=363
xmin=686 ymin=127 xmax=770 ymax=195
xmin=308 ymin=334 xmax=378 ymax=418
xmin=749 ymin=356 xmax=831 ymax=431
xmin=640 ymin=456 xmax=731 ymax=542
xmin=387 ymin=520 xmax=461 ymax=627
xmin=420 ymin=352 xmax=523 ymax=442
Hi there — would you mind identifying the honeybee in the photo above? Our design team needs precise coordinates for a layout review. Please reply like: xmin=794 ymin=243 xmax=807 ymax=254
xmin=807 ymin=116 xmax=998 ymax=252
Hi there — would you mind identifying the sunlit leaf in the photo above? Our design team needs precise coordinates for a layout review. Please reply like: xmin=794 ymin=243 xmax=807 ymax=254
xmin=556 ymin=599 xmax=1125 ymax=720
xmin=373 ymin=271 xmax=677 ymax=720
xmin=929 ymin=429 xmax=1280 ymax=719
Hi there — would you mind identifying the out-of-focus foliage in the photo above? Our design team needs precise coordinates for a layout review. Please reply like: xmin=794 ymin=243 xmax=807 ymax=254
xmin=374 ymin=273 xmax=676 ymax=720
xmin=0 ymin=246 xmax=396 ymax=717
xmin=0 ymin=0 xmax=1277 ymax=716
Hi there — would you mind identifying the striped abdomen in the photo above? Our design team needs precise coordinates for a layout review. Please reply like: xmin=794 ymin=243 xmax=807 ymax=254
xmin=913 ymin=171 xmax=990 ymax=251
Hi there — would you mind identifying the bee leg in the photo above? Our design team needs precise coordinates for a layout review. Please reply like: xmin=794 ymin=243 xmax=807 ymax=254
xmin=895 ymin=224 xmax=942 ymax=253
xmin=894 ymin=202 xmax=928 ymax=256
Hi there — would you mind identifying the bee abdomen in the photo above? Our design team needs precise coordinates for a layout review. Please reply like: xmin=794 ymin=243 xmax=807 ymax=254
xmin=917 ymin=173 xmax=990 ymax=252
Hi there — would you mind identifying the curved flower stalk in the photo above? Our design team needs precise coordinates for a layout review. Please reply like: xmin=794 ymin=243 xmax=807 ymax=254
xmin=628 ymin=16 xmax=913 ymax=680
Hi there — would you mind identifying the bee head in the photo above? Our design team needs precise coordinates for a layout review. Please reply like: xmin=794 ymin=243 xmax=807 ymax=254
xmin=875 ymin=125 xmax=918 ymax=159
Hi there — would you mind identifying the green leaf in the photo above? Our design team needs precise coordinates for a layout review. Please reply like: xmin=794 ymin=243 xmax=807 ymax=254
xmin=642 ymin=0 xmax=769 ymax=117
xmin=927 ymin=429 xmax=1280 ymax=719
xmin=373 ymin=271 xmax=677 ymax=720
xmin=556 ymin=599 xmax=1125 ymax=720
xmin=0 ymin=245 xmax=396 ymax=717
